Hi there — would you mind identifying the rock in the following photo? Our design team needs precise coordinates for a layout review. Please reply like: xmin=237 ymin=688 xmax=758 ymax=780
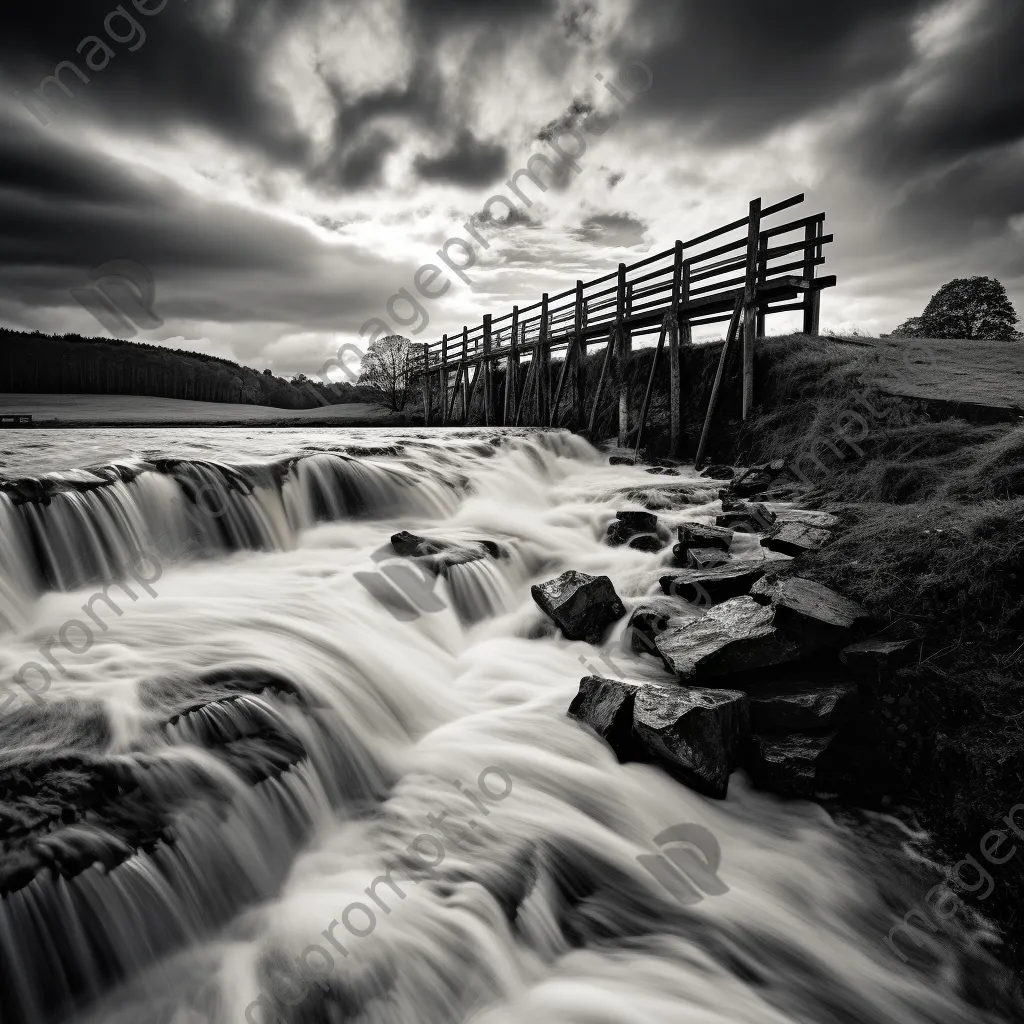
xmin=677 ymin=522 xmax=733 ymax=555
xmin=776 ymin=509 xmax=839 ymax=528
xmin=626 ymin=607 xmax=670 ymax=656
xmin=632 ymin=686 xmax=749 ymax=798
xmin=609 ymin=455 xmax=633 ymax=466
xmin=840 ymin=639 xmax=918 ymax=673
xmin=660 ymin=563 xmax=768 ymax=605
xmin=391 ymin=531 xmax=508 ymax=562
xmin=716 ymin=502 xmax=777 ymax=533
xmin=747 ymin=732 xmax=836 ymax=798
xmin=750 ymin=576 xmax=870 ymax=646
xmin=654 ymin=597 xmax=805 ymax=681
xmin=605 ymin=511 xmax=663 ymax=552
xmin=760 ymin=518 xmax=833 ymax=557
xmin=568 ymin=676 xmax=639 ymax=752
xmin=700 ymin=464 xmax=735 ymax=480
xmin=531 ymin=571 xmax=626 ymax=644
xmin=747 ymin=678 xmax=857 ymax=733
xmin=677 ymin=546 xmax=732 ymax=570
xmin=723 ymin=460 xmax=787 ymax=499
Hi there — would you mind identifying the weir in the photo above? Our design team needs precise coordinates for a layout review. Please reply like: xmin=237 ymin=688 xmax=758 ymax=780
xmin=417 ymin=193 xmax=835 ymax=455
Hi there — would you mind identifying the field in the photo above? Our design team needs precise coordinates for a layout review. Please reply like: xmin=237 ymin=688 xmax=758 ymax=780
xmin=0 ymin=393 xmax=395 ymax=425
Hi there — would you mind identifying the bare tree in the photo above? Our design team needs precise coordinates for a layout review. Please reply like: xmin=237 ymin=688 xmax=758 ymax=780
xmin=358 ymin=334 xmax=417 ymax=411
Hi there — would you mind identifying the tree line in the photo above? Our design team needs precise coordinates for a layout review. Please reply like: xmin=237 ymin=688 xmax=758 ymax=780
xmin=0 ymin=329 xmax=372 ymax=409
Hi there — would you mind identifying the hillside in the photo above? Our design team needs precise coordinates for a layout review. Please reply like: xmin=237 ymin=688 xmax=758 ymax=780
xmin=0 ymin=393 xmax=396 ymax=426
xmin=0 ymin=328 xmax=367 ymax=411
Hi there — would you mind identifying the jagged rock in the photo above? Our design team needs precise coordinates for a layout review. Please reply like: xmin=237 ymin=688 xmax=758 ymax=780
xmin=840 ymin=639 xmax=917 ymax=672
xmin=390 ymin=531 xmax=507 ymax=567
xmin=678 ymin=546 xmax=732 ymax=570
xmin=700 ymin=464 xmax=735 ymax=480
xmin=531 ymin=571 xmax=626 ymax=644
xmin=568 ymin=676 xmax=639 ymax=751
xmin=750 ymin=576 xmax=870 ymax=646
xmin=760 ymin=517 xmax=833 ymax=556
xmin=660 ymin=562 xmax=767 ymax=605
xmin=605 ymin=511 xmax=663 ymax=552
xmin=676 ymin=522 xmax=733 ymax=555
xmin=609 ymin=455 xmax=633 ymax=466
xmin=747 ymin=678 xmax=857 ymax=733
xmin=632 ymin=685 xmax=749 ymax=798
xmin=716 ymin=502 xmax=777 ymax=533
xmin=654 ymin=596 xmax=805 ymax=681
xmin=626 ymin=607 xmax=670 ymax=656
xmin=747 ymin=732 xmax=836 ymax=798
xmin=722 ymin=460 xmax=787 ymax=499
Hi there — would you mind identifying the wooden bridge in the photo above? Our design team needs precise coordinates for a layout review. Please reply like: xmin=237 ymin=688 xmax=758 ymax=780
xmin=417 ymin=193 xmax=835 ymax=459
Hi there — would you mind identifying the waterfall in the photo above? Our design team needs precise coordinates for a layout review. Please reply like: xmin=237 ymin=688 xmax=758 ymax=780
xmin=0 ymin=428 xmax=1018 ymax=1024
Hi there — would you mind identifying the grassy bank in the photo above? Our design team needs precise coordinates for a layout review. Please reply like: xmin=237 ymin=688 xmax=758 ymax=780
xmin=666 ymin=333 xmax=1024 ymax=972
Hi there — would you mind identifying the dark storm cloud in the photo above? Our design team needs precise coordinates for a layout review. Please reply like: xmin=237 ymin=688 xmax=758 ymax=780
xmin=1 ymin=0 xmax=314 ymax=165
xmin=624 ymin=0 xmax=925 ymax=142
xmin=572 ymin=212 xmax=647 ymax=248
xmin=414 ymin=129 xmax=508 ymax=186
xmin=843 ymin=0 xmax=1024 ymax=175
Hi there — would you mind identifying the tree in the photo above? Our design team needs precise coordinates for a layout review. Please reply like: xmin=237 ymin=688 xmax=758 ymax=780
xmin=358 ymin=334 xmax=416 ymax=411
xmin=892 ymin=277 xmax=1019 ymax=340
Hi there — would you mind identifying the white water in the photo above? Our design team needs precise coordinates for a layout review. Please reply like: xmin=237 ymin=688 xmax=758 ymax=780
xmin=0 ymin=428 xmax=1017 ymax=1024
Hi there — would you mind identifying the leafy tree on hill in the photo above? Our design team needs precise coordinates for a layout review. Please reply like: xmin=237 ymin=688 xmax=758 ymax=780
xmin=892 ymin=276 xmax=1020 ymax=340
xmin=358 ymin=334 xmax=417 ymax=411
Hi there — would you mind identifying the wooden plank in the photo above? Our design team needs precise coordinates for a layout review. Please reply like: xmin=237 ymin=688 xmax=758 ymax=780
xmin=741 ymin=198 xmax=761 ymax=421
xmin=550 ymin=346 xmax=573 ymax=427
xmin=460 ymin=326 xmax=470 ymax=423
xmin=422 ymin=343 xmax=431 ymax=426
xmin=756 ymin=231 xmax=768 ymax=338
xmin=616 ymin=264 xmax=630 ymax=447
xmin=440 ymin=333 xmax=449 ymax=425
xmin=503 ymin=306 xmax=519 ymax=425
xmin=633 ymin=316 xmax=669 ymax=463
xmin=464 ymin=361 xmax=482 ymax=425
xmin=695 ymin=298 xmax=744 ymax=469
xmin=669 ymin=240 xmax=683 ymax=459
xmin=482 ymin=314 xmax=492 ymax=426
xmin=514 ymin=351 xmax=537 ymax=426
xmin=446 ymin=361 xmax=464 ymax=423
xmin=588 ymin=328 xmax=616 ymax=436
xmin=803 ymin=221 xmax=821 ymax=335
xmin=573 ymin=281 xmax=586 ymax=430
xmin=538 ymin=292 xmax=551 ymax=425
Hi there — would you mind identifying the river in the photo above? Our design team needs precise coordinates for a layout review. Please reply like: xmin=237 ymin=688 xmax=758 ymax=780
xmin=0 ymin=427 xmax=1016 ymax=1024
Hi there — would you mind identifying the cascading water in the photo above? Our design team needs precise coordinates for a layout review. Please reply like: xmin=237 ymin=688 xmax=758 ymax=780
xmin=0 ymin=427 xmax=1019 ymax=1024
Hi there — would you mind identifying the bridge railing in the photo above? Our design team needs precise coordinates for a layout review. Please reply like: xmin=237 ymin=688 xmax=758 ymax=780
xmin=419 ymin=193 xmax=835 ymax=447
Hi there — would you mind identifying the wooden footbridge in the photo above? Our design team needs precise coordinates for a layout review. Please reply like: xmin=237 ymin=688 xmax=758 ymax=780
xmin=417 ymin=194 xmax=835 ymax=460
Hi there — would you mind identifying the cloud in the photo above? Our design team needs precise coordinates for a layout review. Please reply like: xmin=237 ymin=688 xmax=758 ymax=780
xmin=413 ymin=129 xmax=508 ymax=186
xmin=572 ymin=212 xmax=647 ymax=248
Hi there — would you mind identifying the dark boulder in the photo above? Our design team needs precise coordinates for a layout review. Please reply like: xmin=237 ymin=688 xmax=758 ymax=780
xmin=605 ymin=511 xmax=663 ymax=552
xmin=760 ymin=515 xmax=834 ymax=557
xmin=625 ymin=606 xmax=670 ymax=656
xmin=568 ymin=676 xmax=640 ymax=752
xmin=716 ymin=502 xmax=777 ymax=533
xmin=751 ymin=575 xmax=871 ymax=646
xmin=747 ymin=678 xmax=857 ymax=733
xmin=609 ymin=455 xmax=633 ymax=466
xmin=722 ymin=460 xmax=787 ymax=499
xmin=840 ymin=638 xmax=918 ymax=673
xmin=390 ymin=531 xmax=508 ymax=568
xmin=531 ymin=571 xmax=626 ymax=644
xmin=391 ymin=531 xmax=448 ymax=556
xmin=632 ymin=685 xmax=749 ymax=798
xmin=660 ymin=562 xmax=767 ymax=605
xmin=746 ymin=732 xmax=836 ymax=798
xmin=700 ymin=464 xmax=735 ymax=480
xmin=677 ymin=522 xmax=733 ymax=554
xmin=654 ymin=596 xmax=805 ymax=681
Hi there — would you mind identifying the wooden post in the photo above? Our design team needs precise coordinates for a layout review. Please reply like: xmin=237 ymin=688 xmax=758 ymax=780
xmin=756 ymin=230 xmax=768 ymax=338
xmin=440 ymin=333 xmax=449 ymax=425
xmin=588 ymin=328 xmax=616 ymax=436
xmin=422 ymin=343 xmax=431 ymax=426
xmin=616 ymin=263 xmax=630 ymax=446
xmin=537 ymin=293 xmax=550 ymax=425
xmin=572 ymin=281 xmax=586 ymax=431
xmin=696 ymin=299 xmax=743 ymax=468
xmin=504 ymin=306 xmax=519 ymax=425
xmin=668 ymin=241 xmax=683 ymax=458
xmin=741 ymin=198 xmax=761 ymax=421
xmin=803 ymin=220 xmax=821 ymax=335
xmin=482 ymin=314 xmax=492 ymax=426
xmin=633 ymin=315 xmax=669 ymax=463
xmin=461 ymin=326 xmax=469 ymax=424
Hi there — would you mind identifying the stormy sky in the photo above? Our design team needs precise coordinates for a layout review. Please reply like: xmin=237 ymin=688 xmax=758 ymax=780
xmin=1 ymin=0 xmax=1022 ymax=375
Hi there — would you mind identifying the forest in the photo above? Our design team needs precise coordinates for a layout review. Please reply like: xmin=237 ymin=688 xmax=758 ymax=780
xmin=0 ymin=329 xmax=367 ymax=410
